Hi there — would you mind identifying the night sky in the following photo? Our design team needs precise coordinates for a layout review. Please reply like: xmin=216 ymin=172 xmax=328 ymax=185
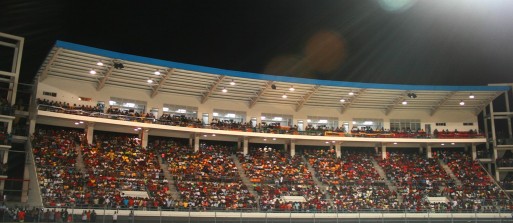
xmin=1 ymin=0 xmax=513 ymax=85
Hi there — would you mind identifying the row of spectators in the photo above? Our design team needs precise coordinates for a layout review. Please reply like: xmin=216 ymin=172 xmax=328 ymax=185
xmin=36 ymin=99 xmax=484 ymax=139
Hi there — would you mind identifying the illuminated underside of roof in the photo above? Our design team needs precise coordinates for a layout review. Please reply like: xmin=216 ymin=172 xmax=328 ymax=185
xmin=36 ymin=41 xmax=510 ymax=115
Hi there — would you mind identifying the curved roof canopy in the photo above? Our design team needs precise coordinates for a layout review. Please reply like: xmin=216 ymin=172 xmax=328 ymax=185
xmin=36 ymin=41 xmax=510 ymax=115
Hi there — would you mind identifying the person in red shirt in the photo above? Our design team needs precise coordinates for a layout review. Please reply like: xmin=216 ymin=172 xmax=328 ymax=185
xmin=17 ymin=209 xmax=26 ymax=223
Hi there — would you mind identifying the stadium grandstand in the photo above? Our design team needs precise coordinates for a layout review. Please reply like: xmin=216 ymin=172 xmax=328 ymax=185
xmin=3 ymin=32 xmax=513 ymax=222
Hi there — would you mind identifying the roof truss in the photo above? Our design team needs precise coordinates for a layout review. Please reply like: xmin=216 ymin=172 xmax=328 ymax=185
xmin=430 ymin=91 xmax=456 ymax=116
xmin=249 ymin=81 xmax=274 ymax=108
xmin=340 ymin=89 xmax=366 ymax=114
xmin=151 ymin=68 xmax=174 ymax=98
xmin=39 ymin=48 xmax=62 ymax=82
xmin=296 ymin=85 xmax=321 ymax=112
xmin=201 ymin=75 xmax=225 ymax=104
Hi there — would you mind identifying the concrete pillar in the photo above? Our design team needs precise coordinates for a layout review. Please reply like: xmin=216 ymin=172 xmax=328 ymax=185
xmin=290 ymin=140 xmax=296 ymax=157
xmin=381 ymin=144 xmax=387 ymax=160
xmin=243 ymin=137 xmax=249 ymax=156
xmin=85 ymin=122 xmax=95 ymax=145
xmin=2 ymin=150 xmax=8 ymax=164
xmin=335 ymin=142 xmax=341 ymax=158
xmin=419 ymin=146 xmax=424 ymax=154
xmin=194 ymin=134 xmax=200 ymax=152
xmin=471 ymin=144 xmax=477 ymax=160
xmin=189 ymin=134 xmax=193 ymax=147
xmin=140 ymin=128 xmax=149 ymax=148
xmin=29 ymin=119 xmax=37 ymax=136
xmin=284 ymin=143 xmax=288 ymax=152
xmin=6 ymin=120 xmax=12 ymax=134
xmin=237 ymin=139 xmax=242 ymax=151
xmin=464 ymin=146 xmax=469 ymax=153
xmin=427 ymin=145 xmax=432 ymax=158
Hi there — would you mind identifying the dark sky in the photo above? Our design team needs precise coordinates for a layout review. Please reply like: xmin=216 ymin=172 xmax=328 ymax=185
xmin=1 ymin=0 xmax=513 ymax=85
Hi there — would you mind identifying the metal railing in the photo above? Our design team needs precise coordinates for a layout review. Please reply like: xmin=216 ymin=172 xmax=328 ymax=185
xmin=2 ymin=205 xmax=513 ymax=223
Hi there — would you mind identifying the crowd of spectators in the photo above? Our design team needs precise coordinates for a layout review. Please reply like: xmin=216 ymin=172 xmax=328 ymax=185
xmin=156 ymin=140 xmax=255 ymax=210
xmin=36 ymin=99 xmax=485 ymax=139
xmin=437 ymin=151 xmax=511 ymax=211
xmin=30 ymin=125 xmax=511 ymax=213
xmin=305 ymin=149 xmax=397 ymax=211
xmin=37 ymin=98 xmax=102 ymax=114
xmin=239 ymin=148 xmax=328 ymax=212
xmin=379 ymin=152 xmax=452 ymax=211
xmin=32 ymin=128 xmax=86 ymax=207
xmin=81 ymin=134 xmax=169 ymax=209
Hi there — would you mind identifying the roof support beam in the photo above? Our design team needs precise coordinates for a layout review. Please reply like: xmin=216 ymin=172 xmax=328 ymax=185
xmin=340 ymin=89 xmax=366 ymax=114
xmin=39 ymin=48 xmax=62 ymax=82
xmin=151 ymin=68 xmax=174 ymax=98
xmin=430 ymin=92 xmax=456 ymax=116
xmin=249 ymin=81 xmax=274 ymax=108
xmin=201 ymin=75 xmax=225 ymax=104
xmin=295 ymin=85 xmax=320 ymax=112
xmin=96 ymin=66 xmax=114 ymax=91
xmin=385 ymin=92 xmax=410 ymax=115
xmin=474 ymin=91 xmax=503 ymax=115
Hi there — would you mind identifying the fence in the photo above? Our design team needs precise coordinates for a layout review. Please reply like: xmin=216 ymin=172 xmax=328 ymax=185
xmin=1 ymin=206 xmax=513 ymax=223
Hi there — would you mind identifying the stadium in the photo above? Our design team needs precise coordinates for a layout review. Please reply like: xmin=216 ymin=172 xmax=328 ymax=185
xmin=1 ymin=29 xmax=513 ymax=223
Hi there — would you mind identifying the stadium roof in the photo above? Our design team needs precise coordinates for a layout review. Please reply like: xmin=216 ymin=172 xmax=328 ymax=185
xmin=36 ymin=41 xmax=511 ymax=115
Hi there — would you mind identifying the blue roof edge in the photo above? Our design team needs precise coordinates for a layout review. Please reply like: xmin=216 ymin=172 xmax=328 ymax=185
xmin=55 ymin=40 xmax=511 ymax=92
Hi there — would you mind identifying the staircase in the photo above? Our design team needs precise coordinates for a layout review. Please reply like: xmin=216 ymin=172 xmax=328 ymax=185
xmin=157 ymin=156 xmax=180 ymax=200
xmin=231 ymin=155 xmax=259 ymax=198
xmin=371 ymin=157 xmax=402 ymax=204
xmin=74 ymin=144 xmax=87 ymax=174
xmin=301 ymin=156 xmax=333 ymax=206
xmin=438 ymin=159 xmax=463 ymax=187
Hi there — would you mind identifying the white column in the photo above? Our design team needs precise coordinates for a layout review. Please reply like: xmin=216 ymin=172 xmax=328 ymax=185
xmin=419 ymin=146 xmax=423 ymax=154
xmin=194 ymin=134 xmax=200 ymax=152
xmin=290 ymin=140 xmax=296 ymax=157
xmin=472 ymin=144 xmax=477 ymax=160
xmin=189 ymin=134 xmax=193 ymax=147
xmin=243 ymin=137 xmax=249 ymax=156
xmin=427 ymin=145 xmax=432 ymax=158
xmin=237 ymin=139 xmax=242 ymax=152
xmin=381 ymin=144 xmax=387 ymax=160
xmin=140 ymin=128 xmax=149 ymax=148
xmin=335 ymin=142 xmax=341 ymax=158
xmin=86 ymin=122 xmax=95 ymax=145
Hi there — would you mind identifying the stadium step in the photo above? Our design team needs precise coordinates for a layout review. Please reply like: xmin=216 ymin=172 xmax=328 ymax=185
xmin=157 ymin=156 xmax=180 ymax=201
xmin=301 ymin=156 xmax=333 ymax=207
xmin=230 ymin=154 xmax=259 ymax=198
xmin=75 ymin=144 xmax=87 ymax=174
xmin=370 ymin=157 xmax=402 ymax=204
xmin=438 ymin=160 xmax=463 ymax=187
